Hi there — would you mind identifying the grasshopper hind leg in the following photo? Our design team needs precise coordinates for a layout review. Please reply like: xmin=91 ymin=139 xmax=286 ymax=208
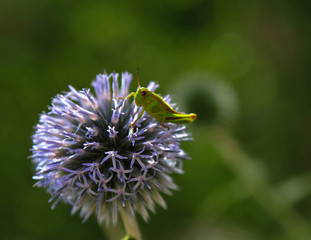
xmin=130 ymin=109 xmax=145 ymax=127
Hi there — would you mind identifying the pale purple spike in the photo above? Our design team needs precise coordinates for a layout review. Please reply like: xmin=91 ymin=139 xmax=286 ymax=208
xmin=127 ymin=168 xmax=155 ymax=191
xmin=83 ymin=141 xmax=102 ymax=150
xmin=147 ymin=81 xmax=159 ymax=92
xmin=85 ymin=127 xmax=98 ymax=139
xmin=111 ymin=99 xmax=125 ymax=124
xmin=101 ymin=150 xmax=127 ymax=169
xmin=128 ymin=127 xmax=146 ymax=146
xmin=107 ymin=126 xmax=118 ymax=138
xmin=112 ymin=73 xmax=120 ymax=100
xmin=120 ymin=72 xmax=132 ymax=97
xmin=82 ymin=88 xmax=100 ymax=111
xmin=109 ymin=161 xmax=133 ymax=182
xmin=106 ymin=184 xmax=133 ymax=207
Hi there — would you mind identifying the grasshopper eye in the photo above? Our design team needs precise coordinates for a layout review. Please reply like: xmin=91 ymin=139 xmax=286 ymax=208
xmin=141 ymin=90 xmax=147 ymax=97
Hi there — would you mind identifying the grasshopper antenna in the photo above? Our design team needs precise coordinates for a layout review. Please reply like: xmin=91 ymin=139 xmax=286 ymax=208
xmin=137 ymin=66 xmax=141 ymax=88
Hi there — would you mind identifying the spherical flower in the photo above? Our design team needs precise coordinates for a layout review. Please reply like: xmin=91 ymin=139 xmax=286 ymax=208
xmin=31 ymin=71 xmax=193 ymax=226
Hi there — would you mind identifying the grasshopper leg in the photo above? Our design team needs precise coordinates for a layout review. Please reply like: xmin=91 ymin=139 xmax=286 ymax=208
xmin=130 ymin=109 xmax=145 ymax=127
xmin=160 ymin=122 xmax=170 ymax=129
xmin=118 ymin=92 xmax=135 ymax=102
xmin=160 ymin=113 xmax=170 ymax=130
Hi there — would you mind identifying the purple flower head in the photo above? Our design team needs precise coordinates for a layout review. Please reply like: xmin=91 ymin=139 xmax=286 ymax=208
xmin=31 ymin=71 xmax=193 ymax=226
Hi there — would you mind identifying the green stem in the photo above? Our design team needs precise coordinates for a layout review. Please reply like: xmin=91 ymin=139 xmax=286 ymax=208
xmin=120 ymin=207 xmax=142 ymax=240
xmin=104 ymin=221 xmax=123 ymax=240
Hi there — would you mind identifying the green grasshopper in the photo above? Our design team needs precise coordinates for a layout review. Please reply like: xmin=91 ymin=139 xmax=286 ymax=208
xmin=122 ymin=68 xmax=197 ymax=127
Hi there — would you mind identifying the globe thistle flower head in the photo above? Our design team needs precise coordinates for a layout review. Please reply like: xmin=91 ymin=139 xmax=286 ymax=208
xmin=31 ymin=71 xmax=192 ymax=226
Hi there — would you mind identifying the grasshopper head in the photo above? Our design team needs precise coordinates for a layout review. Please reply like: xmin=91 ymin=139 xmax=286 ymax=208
xmin=134 ymin=87 xmax=149 ymax=106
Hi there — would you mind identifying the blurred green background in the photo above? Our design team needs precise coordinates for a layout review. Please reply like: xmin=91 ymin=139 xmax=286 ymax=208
xmin=1 ymin=0 xmax=311 ymax=239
